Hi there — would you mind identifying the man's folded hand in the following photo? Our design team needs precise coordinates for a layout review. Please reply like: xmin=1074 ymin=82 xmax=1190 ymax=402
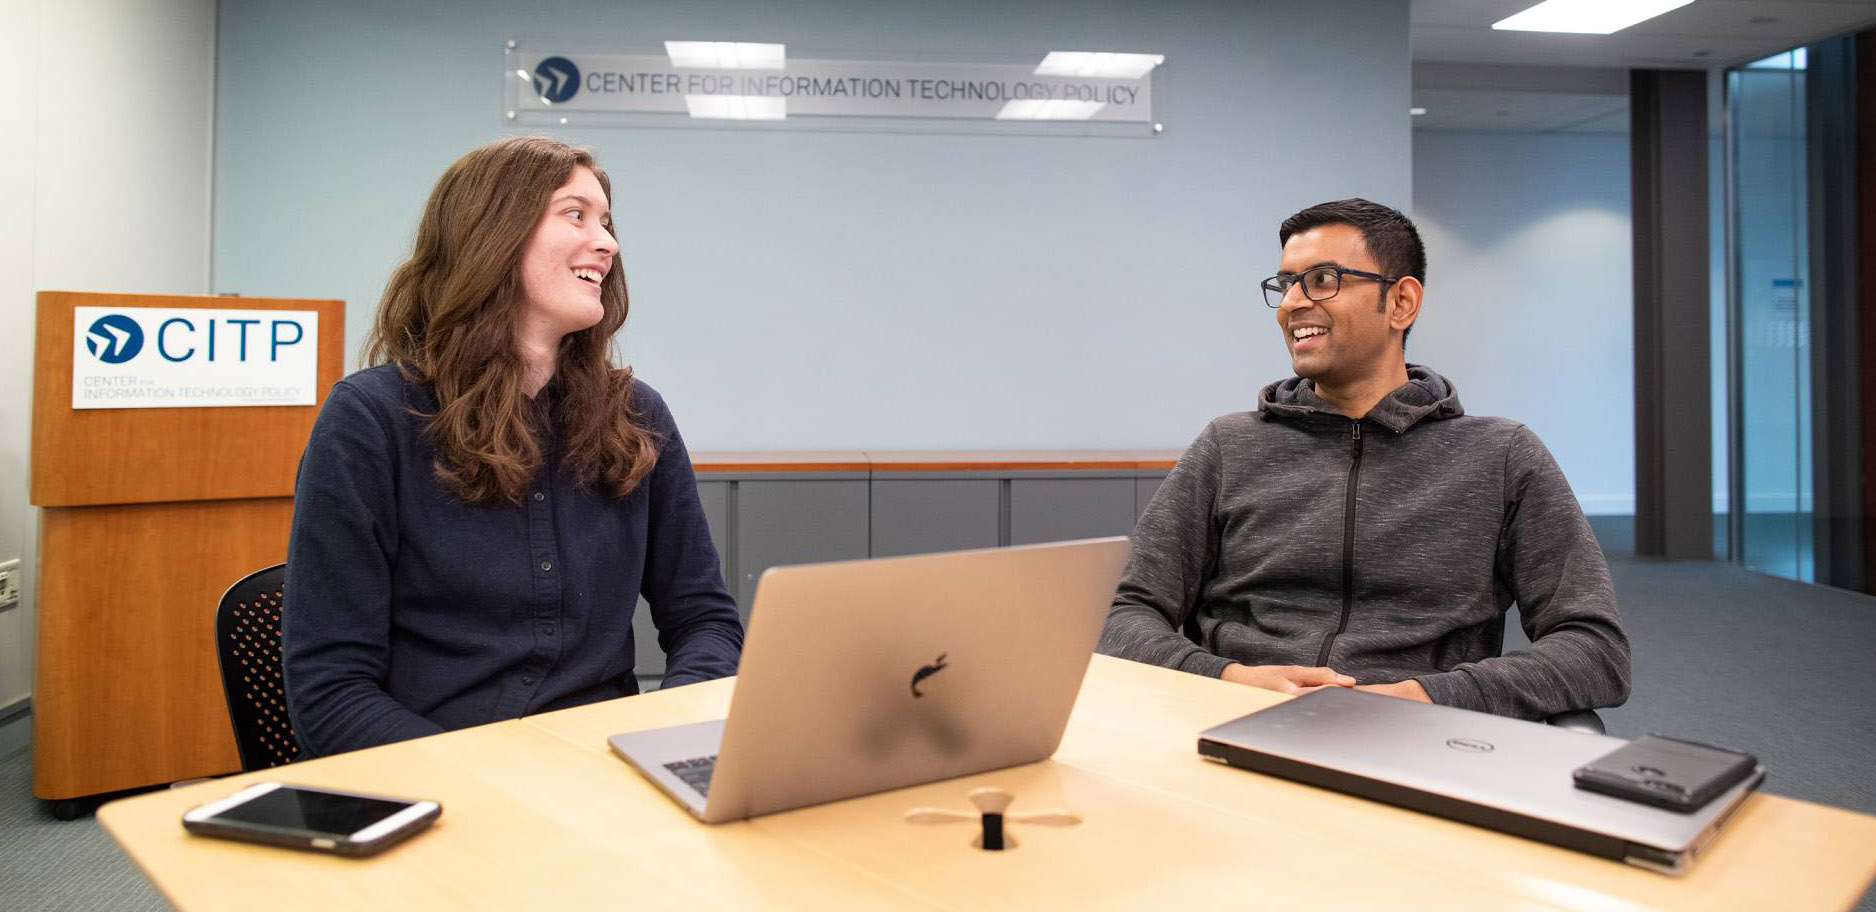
xmin=1355 ymin=679 xmax=1431 ymax=702
xmin=1221 ymin=664 xmax=1357 ymax=694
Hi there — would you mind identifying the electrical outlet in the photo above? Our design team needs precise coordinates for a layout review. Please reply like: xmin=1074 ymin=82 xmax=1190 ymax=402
xmin=0 ymin=559 xmax=19 ymax=612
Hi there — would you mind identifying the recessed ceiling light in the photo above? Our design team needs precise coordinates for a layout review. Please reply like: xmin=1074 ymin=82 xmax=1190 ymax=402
xmin=1034 ymin=52 xmax=1163 ymax=79
xmin=1410 ymin=107 xmax=1428 ymax=116
xmin=1493 ymin=0 xmax=1696 ymax=35
xmin=665 ymin=41 xmax=786 ymax=70
xmin=683 ymin=94 xmax=786 ymax=120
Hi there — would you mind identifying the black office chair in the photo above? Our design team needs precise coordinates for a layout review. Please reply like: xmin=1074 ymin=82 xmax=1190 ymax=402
xmin=1179 ymin=614 xmax=1605 ymax=734
xmin=1545 ymin=708 xmax=1605 ymax=735
xmin=215 ymin=563 xmax=303 ymax=770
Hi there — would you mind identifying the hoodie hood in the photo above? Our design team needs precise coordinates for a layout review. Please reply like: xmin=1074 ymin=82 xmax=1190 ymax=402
xmin=1258 ymin=365 xmax=1465 ymax=434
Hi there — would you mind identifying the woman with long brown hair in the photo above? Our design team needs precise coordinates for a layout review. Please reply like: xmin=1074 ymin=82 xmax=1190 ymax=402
xmin=282 ymin=136 xmax=743 ymax=756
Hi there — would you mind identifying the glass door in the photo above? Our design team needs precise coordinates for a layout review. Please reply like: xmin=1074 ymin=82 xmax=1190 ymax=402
xmin=1728 ymin=49 xmax=1811 ymax=581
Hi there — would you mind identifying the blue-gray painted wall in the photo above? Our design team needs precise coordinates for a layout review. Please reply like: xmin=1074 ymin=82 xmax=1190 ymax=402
xmin=1412 ymin=130 xmax=1634 ymax=515
xmin=212 ymin=0 xmax=1412 ymax=450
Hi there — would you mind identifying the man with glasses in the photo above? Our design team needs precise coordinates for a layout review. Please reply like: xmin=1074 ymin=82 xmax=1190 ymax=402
xmin=1098 ymin=199 xmax=1629 ymax=720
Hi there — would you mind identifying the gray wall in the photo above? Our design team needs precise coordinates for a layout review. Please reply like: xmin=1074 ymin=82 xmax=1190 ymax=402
xmin=212 ymin=0 xmax=1413 ymax=451
xmin=1411 ymin=130 xmax=1634 ymax=515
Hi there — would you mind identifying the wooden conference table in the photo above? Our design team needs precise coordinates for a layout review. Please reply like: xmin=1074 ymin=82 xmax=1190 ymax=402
xmin=99 ymin=657 xmax=1876 ymax=911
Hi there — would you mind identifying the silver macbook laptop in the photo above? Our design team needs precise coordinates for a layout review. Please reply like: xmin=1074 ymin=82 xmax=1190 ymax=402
xmin=609 ymin=537 xmax=1131 ymax=823
xmin=1198 ymin=688 xmax=1763 ymax=874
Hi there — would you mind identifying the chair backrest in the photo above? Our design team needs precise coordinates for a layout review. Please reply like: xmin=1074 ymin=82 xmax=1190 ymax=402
xmin=214 ymin=563 xmax=301 ymax=770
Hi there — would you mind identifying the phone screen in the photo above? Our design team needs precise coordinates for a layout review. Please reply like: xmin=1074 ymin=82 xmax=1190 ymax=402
xmin=209 ymin=787 xmax=416 ymax=837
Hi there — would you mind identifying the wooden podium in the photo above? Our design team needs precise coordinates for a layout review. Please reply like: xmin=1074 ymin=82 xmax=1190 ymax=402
xmin=30 ymin=291 xmax=344 ymax=803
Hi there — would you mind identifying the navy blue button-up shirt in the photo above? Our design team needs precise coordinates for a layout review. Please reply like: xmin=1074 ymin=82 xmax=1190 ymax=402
xmin=283 ymin=364 xmax=743 ymax=757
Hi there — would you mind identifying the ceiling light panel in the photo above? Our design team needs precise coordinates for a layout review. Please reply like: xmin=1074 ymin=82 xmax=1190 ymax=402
xmin=1492 ymin=0 xmax=1696 ymax=35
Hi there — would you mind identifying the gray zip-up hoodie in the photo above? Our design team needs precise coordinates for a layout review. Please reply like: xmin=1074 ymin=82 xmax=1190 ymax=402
xmin=1099 ymin=366 xmax=1630 ymax=720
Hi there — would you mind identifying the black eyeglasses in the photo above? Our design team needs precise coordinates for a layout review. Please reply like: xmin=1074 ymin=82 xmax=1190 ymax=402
xmin=1261 ymin=265 xmax=1398 ymax=308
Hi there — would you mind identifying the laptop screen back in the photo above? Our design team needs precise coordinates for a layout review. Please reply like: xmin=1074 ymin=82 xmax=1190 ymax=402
xmin=700 ymin=537 xmax=1131 ymax=821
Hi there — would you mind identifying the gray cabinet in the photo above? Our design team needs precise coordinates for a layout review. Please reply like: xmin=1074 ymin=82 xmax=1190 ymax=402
xmin=1135 ymin=475 xmax=1165 ymax=519
xmin=1009 ymin=478 xmax=1138 ymax=545
xmin=733 ymin=479 xmax=871 ymax=609
xmin=631 ymin=467 xmax=1167 ymax=686
xmin=870 ymin=479 xmax=1001 ymax=557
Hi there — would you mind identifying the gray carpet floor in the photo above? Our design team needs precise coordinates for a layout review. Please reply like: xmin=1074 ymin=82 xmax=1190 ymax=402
xmin=0 ymin=745 xmax=168 ymax=910
xmin=1 ymin=542 xmax=1872 ymax=910
xmin=1518 ymin=553 xmax=1876 ymax=818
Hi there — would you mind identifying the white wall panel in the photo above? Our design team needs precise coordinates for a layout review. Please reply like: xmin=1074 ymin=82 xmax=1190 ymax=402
xmin=1 ymin=0 xmax=216 ymax=713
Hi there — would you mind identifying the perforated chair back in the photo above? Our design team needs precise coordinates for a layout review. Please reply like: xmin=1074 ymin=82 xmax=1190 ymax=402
xmin=215 ymin=563 xmax=302 ymax=770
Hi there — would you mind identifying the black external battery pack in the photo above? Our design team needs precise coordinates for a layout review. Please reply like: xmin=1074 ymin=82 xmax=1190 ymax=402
xmin=1572 ymin=734 xmax=1759 ymax=813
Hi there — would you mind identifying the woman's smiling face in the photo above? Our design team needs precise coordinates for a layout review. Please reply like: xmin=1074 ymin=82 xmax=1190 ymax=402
xmin=518 ymin=165 xmax=616 ymax=341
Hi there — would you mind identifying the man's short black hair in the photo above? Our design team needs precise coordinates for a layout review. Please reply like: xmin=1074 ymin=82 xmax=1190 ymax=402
xmin=1278 ymin=198 xmax=1426 ymax=345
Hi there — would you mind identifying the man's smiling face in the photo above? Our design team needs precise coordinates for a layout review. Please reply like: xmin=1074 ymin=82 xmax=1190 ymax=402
xmin=1274 ymin=223 xmax=1402 ymax=389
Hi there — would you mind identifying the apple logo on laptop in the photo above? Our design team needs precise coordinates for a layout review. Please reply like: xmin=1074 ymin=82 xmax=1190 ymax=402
xmin=911 ymin=653 xmax=949 ymax=698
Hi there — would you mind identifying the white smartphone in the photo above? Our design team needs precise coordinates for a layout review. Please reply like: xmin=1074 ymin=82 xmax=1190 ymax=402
xmin=181 ymin=782 xmax=441 ymax=857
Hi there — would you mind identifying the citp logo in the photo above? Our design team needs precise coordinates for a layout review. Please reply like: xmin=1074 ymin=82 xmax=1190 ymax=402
xmin=85 ymin=314 xmax=144 ymax=364
xmin=71 ymin=305 xmax=319 ymax=411
xmin=533 ymin=57 xmax=581 ymax=104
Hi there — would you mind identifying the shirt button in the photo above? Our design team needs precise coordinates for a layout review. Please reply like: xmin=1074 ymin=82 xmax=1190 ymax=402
xmin=540 ymin=559 xmax=553 ymax=571
xmin=522 ymin=676 xmax=535 ymax=686
xmin=533 ymin=492 xmax=545 ymax=501
xmin=542 ymin=625 xmax=556 ymax=637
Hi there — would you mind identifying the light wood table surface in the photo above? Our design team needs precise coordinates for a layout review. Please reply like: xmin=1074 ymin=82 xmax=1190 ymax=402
xmin=100 ymin=657 xmax=1876 ymax=911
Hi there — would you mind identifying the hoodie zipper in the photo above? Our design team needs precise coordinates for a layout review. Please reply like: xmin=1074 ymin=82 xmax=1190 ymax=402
xmin=1315 ymin=420 xmax=1363 ymax=666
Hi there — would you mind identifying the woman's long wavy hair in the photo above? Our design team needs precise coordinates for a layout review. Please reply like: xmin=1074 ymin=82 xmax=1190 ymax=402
xmin=362 ymin=136 xmax=657 ymax=504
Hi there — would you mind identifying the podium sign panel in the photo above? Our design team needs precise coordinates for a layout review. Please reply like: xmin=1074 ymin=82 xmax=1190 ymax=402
xmin=72 ymin=306 xmax=318 ymax=409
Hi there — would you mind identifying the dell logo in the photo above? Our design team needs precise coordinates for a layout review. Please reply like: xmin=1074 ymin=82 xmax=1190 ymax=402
xmin=85 ymin=314 xmax=145 ymax=364
xmin=533 ymin=56 xmax=580 ymax=104
xmin=1445 ymin=738 xmax=1495 ymax=754
xmin=910 ymin=653 xmax=949 ymax=698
